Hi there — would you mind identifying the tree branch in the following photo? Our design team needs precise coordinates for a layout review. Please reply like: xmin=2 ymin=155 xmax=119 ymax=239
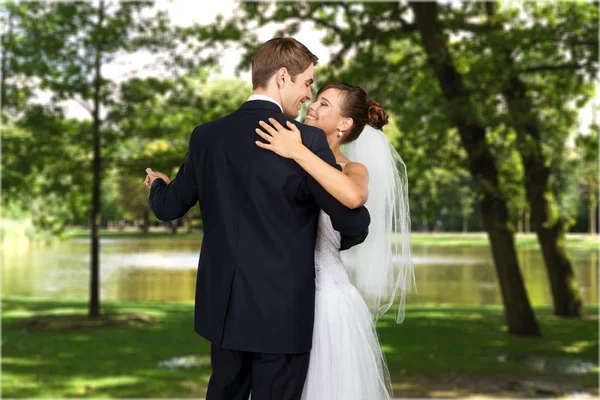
xmin=74 ymin=95 xmax=93 ymax=116
xmin=519 ymin=61 xmax=594 ymax=74
xmin=330 ymin=42 xmax=351 ymax=67
xmin=309 ymin=15 xmax=343 ymax=36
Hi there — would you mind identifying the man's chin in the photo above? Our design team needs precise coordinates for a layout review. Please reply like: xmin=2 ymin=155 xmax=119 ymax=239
xmin=284 ymin=108 xmax=299 ymax=119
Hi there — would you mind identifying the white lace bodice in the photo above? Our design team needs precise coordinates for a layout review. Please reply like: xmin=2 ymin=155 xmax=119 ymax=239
xmin=314 ymin=211 xmax=351 ymax=290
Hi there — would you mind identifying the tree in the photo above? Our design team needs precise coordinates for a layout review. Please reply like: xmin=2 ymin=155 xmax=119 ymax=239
xmin=0 ymin=3 xmax=36 ymax=120
xmin=115 ymin=174 xmax=151 ymax=232
xmin=409 ymin=1 xmax=539 ymax=335
xmin=1 ymin=0 xmax=185 ymax=317
xmin=477 ymin=1 xmax=597 ymax=317
xmin=576 ymin=126 xmax=599 ymax=235
xmin=1 ymin=106 xmax=93 ymax=237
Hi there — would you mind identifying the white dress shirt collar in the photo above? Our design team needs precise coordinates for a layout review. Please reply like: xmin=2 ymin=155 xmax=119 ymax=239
xmin=247 ymin=94 xmax=283 ymax=113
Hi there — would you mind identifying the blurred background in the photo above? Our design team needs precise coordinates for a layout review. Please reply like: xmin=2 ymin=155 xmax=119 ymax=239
xmin=1 ymin=0 xmax=598 ymax=398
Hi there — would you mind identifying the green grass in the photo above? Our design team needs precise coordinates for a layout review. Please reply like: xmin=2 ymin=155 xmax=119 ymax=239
xmin=2 ymin=297 xmax=598 ymax=398
xmin=64 ymin=228 xmax=202 ymax=241
xmin=406 ymin=233 xmax=598 ymax=251
xmin=378 ymin=305 xmax=598 ymax=384
xmin=64 ymin=228 xmax=598 ymax=251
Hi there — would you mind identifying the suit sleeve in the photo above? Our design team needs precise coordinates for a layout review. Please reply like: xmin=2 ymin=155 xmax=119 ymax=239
xmin=149 ymin=129 xmax=200 ymax=221
xmin=306 ymin=128 xmax=370 ymax=250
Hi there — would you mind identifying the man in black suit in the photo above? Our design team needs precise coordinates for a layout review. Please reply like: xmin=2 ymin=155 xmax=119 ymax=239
xmin=144 ymin=38 xmax=370 ymax=400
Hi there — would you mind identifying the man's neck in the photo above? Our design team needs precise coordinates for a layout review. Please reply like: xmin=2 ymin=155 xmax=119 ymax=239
xmin=251 ymin=89 xmax=280 ymax=105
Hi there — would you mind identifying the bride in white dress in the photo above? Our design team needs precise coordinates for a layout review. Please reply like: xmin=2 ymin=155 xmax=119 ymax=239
xmin=255 ymin=82 xmax=415 ymax=400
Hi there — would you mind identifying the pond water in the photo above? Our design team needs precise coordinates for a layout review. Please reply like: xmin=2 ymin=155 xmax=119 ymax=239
xmin=2 ymin=238 xmax=597 ymax=306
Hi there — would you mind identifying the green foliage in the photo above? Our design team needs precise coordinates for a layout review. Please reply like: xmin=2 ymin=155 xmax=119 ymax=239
xmin=1 ymin=108 xmax=93 ymax=234
xmin=203 ymin=0 xmax=597 ymax=232
xmin=2 ymin=0 xmax=597 ymax=235
xmin=111 ymin=74 xmax=251 ymax=184
xmin=573 ymin=123 xmax=600 ymax=230
xmin=0 ymin=0 xmax=191 ymax=236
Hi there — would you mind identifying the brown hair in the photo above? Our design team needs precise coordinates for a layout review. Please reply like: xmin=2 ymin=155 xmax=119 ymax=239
xmin=251 ymin=37 xmax=319 ymax=90
xmin=317 ymin=82 xmax=389 ymax=144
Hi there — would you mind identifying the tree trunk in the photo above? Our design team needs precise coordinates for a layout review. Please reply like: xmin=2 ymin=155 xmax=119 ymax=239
xmin=170 ymin=220 xmax=179 ymax=235
xmin=0 ymin=11 xmax=11 ymax=113
xmin=481 ymin=201 xmax=540 ymax=334
xmin=462 ymin=214 xmax=468 ymax=233
xmin=410 ymin=1 xmax=540 ymax=336
xmin=517 ymin=208 xmax=523 ymax=233
xmin=89 ymin=0 xmax=105 ymax=319
xmin=532 ymin=203 xmax=583 ymax=317
xmin=486 ymin=0 xmax=584 ymax=317
xmin=421 ymin=199 xmax=428 ymax=232
xmin=590 ymin=191 xmax=597 ymax=234
xmin=143 ymin=211 xmax=150 ymax=234
xmin=187 ymin=214 xmax=194 ymax=234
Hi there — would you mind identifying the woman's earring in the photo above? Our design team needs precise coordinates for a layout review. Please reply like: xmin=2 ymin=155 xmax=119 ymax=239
xmin=338 ymin=129 xmax=343 ymax=137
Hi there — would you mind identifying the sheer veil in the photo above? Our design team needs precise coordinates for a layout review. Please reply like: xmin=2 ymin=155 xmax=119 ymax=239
xmin=341 ymin=125 xmax=416 ymax=323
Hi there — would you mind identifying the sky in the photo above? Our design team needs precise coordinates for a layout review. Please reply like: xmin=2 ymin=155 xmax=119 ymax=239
xmin=60 ymin=0 xmax=596 ymax=135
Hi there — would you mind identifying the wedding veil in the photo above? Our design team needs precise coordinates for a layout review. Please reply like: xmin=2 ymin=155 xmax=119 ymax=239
xmin=341 ymin=125 xmax=416 ymax=323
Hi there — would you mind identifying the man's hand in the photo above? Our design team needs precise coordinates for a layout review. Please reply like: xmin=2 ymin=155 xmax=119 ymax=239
xmin=144 ymin=167 xmax=171 ymax=188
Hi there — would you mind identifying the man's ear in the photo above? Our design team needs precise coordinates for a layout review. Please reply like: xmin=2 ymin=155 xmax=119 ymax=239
xmin=276 ymin=67 xmax=288 ymax=88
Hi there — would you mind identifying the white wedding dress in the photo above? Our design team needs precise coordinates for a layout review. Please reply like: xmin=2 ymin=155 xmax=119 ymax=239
xmin=301 ymin=211 xmax=393 ymax=400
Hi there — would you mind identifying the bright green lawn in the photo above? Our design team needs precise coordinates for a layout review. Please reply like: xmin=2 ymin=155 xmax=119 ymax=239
xmin=406 ymin=233 xmax=598 ymax=251
xmin=63 ymin=228 xmax=598 ymax=251
xmin=2 ymin=297 xmax=598 ymax=398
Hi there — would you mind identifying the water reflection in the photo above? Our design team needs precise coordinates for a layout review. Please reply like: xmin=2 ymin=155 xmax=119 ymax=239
xmin=2 ymin=238 xmax=598 ymax=306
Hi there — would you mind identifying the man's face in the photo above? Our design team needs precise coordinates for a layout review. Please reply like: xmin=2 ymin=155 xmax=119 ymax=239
xmin=280 ymin=64 xmax=314 ymax=118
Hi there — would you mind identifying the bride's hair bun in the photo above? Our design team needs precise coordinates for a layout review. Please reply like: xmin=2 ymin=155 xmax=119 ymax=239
xmin=368 ymin=100 xmax=389 ymax=130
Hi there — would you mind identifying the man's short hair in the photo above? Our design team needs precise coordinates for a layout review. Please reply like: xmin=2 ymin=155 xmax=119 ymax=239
xmin=251 ymin=37 xmax=319 ymax=90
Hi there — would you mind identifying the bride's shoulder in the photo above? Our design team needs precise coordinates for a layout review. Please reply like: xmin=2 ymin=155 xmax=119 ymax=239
xmin=343 ymin=161 xmax=368 ymax=177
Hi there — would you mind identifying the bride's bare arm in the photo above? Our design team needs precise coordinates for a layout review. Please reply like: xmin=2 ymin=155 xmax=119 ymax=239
xmin=255 ymin=118 xmax=368 ymax=209
xmin=294 ymin=147 xmax=368 ymax=209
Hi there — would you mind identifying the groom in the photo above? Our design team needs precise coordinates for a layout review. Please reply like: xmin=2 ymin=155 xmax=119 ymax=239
xmin=145 ymin=38 xmax=370 ymax=400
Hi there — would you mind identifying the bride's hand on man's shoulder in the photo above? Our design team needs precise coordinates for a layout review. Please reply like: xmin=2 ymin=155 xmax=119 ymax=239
xmin=254 ymin=118 xmax=304 ymax=159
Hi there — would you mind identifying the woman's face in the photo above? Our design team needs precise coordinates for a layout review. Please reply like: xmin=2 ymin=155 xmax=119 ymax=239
xmin=304 ymin=88 xmax=345 ymax=136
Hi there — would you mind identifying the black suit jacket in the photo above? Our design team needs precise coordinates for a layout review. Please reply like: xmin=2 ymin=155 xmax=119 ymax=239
xmin=149 ymin=100 xmax=370 ymax=354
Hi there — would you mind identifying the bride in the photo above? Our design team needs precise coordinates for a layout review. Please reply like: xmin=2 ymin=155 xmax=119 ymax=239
xmin=254 ymin=82 xmax=416 ymax=400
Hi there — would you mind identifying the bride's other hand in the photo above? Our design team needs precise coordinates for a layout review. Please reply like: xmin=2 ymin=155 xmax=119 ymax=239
xmin=255 ymin=118 xmax=304 ymax=160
